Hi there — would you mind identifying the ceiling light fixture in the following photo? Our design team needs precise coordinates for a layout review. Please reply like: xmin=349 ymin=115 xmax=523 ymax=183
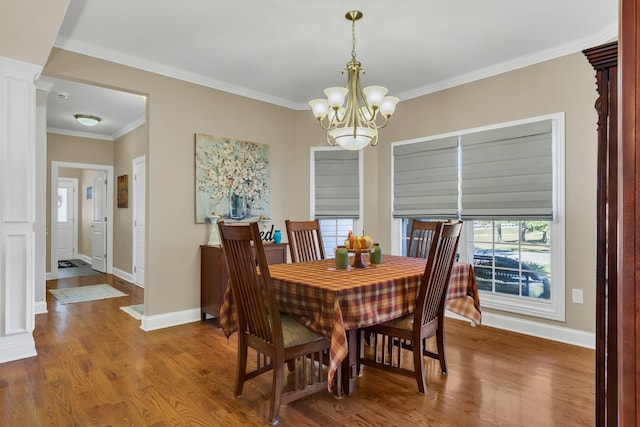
xmin=74 ymin=114 xmax=102 ymax=127
xmin=308 ymin=10 xmax=399 ymax=150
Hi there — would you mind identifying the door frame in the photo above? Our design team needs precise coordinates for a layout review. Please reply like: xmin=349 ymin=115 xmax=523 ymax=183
xmin=56 ymin=177 xmax=79 ymax=261
xmin=132 ymin=155 xmax=146 ymax=288
xmin=50 ymin=161 xmax=114 ymax=279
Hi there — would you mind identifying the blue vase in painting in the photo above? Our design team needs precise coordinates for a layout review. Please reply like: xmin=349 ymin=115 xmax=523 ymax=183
xmin=228 ymin=187 xmax=247 ymax=220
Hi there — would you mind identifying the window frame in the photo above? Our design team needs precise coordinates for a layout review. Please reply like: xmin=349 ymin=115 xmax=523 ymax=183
xmin=391 ymin=113 xmax=565 ymax=321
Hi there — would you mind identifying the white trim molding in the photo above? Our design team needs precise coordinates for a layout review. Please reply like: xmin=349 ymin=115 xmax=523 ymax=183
xmin=0 ymin=57 xmax=42 ymax=363
xmin=446 ymin=310 xmax=595 ymax=349
xmin=140 ymin=308 xmax=201 ymax=332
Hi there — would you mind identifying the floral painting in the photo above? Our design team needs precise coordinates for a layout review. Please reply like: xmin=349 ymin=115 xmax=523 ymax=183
xmin=195 ymin=134 xmax=270 ymax=223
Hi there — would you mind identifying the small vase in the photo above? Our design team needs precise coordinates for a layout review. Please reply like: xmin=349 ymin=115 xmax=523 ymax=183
xmin=335 ymin=246 xmax=348 ymax=269
xmin=273 ymin=229 xmax=282 ymax=244
xmin=370 ymin=243 xmax=382 ymax=264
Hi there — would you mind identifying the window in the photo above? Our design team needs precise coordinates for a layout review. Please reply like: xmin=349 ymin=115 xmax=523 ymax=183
xmin=393 ymin=114 xmax=565 ymax=321
xmin=311 ymin=147 xmax=363 ymax=259
xmin=319 ymin=218 xmax=356 ymax=258
xmin=470 ymin=220 xmax=551 ymax=299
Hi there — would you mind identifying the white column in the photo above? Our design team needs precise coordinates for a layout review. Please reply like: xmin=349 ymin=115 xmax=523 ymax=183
xmin=0 ymin=56 xmax=41 ymax=362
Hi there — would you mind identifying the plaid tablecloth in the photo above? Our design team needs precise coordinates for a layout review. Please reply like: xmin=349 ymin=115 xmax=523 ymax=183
xmin=218 ymin=255 xmax=481 ymax=390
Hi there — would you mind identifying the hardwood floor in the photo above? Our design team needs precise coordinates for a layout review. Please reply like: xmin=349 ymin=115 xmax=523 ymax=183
xmin=0 ymin=274 xmax=594 ymax=426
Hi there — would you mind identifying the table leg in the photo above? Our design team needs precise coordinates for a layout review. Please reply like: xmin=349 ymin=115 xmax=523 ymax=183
xmin=340 ymin=330 xmax=358 ymax=396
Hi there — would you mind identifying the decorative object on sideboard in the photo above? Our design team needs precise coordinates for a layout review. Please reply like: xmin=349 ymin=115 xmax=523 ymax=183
xmin=205 ymin=214 xmax=222 ymax=246
xmin=195 ymin=133 xmax=270 ymax=223
xmin=308 ymin=10 xmax=399 ymax=151
xmin=273 ymin=229 xmax=282 ymax=244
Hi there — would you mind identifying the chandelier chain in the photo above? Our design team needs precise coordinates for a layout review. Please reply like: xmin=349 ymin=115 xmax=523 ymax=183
xmin=351 ymin=18 xmax=357 ymax=60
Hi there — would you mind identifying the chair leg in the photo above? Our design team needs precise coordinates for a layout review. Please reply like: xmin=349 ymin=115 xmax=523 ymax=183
xmin=436 ymin=327 xmax=447 ymax=374
xmin=268 ymin=361 xmax=284 ymax=425
xmin=413 ymin=341 xmax=427 ymax=394
xmin=235 ymin=341 xmax=248 ymax=397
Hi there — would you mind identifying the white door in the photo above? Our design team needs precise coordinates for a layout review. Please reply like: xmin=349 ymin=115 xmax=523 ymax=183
xmin=133 ymin=156 xmax=146 ymax=287
xmin=91 ymin=171 xmax=107 ymax=273
xmin=57 ymin=178 xmax=78 ymax=261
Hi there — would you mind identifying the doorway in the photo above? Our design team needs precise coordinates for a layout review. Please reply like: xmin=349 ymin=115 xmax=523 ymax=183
xmin=50 ymin=162 xmax=114 ymax=280
xmin=56 ymin=177 xmax=78 ymax=261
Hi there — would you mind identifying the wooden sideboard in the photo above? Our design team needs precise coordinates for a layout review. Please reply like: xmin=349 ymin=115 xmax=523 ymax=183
xmin=200 ymin=243 xmax=288 ymax=322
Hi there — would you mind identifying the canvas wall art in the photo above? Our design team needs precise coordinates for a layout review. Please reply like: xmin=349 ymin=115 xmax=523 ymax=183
xmin=195 ymin=133 xmax=270 ymax=223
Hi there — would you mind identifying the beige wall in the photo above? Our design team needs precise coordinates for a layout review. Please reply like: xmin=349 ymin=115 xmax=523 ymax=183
xmin=113 ymin=124 xmax=148 ymax=272
xmin=0 ymin=0 xmax=69 ymax=66
xmin=44 ymin=48 xmax=597 ymax=334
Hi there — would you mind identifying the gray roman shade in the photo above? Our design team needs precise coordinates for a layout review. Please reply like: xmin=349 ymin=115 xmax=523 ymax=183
xmin=393 ymin=136 xmax=459 ymax=218
xmin=460 ymin=119 xmax=553 ymax=219
xmin=314 ymin=150 xmax=360 ymax=218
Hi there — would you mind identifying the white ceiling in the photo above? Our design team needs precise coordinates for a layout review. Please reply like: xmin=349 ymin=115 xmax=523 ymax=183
xmin=42 ymin=0 xmax=618 ymax=140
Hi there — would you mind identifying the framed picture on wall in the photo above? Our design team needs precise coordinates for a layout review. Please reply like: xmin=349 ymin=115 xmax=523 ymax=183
xmin=194 ymin=133 xmax=270 ymax=223
xmin=117 ymin=175 xmax=128 ymax=208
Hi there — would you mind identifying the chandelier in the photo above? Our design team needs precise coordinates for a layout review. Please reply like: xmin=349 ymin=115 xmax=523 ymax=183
xmin=308 ymin=10 xmax=399 ymax=150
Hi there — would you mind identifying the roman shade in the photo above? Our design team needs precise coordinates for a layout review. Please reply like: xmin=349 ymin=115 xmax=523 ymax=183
xmin=393 ymin=136 xmax=459 ymax=218
xmin=460 ymin=120 xmax=553 ymax=219
xmin=314 ymin=150 xmax=360 ymax=218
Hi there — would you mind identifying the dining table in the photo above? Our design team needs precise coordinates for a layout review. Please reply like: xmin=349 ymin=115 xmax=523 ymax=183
xmin=218 ymin=254 xmax=482 ymax=397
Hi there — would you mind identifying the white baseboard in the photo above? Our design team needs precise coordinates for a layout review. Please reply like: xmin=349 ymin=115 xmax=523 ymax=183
xmin=140 ymin=308 xmax=201 ymax=332
xmin=0 ymin=333 xmax=37 ymax=363
xmin=77 ymin=253 xmax=92 ymax=264
xmin=34 ymin=301 xmax=48 ymax=315
xmin=113 ymin=267 xmax=134 ymax=284
xmin=446 ymin=309 xmax=595 ymax=349
xmin=46 ymin=271 xmax=54 ymax=280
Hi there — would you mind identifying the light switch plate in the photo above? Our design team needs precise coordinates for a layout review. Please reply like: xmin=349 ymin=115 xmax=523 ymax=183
xmin=572 ymin=288 xmax=584 ymax=304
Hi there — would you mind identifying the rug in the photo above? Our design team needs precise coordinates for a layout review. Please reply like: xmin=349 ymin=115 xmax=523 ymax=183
xmin=58 ymin=260 xmax=78 ymax=268
xmin=49 ymin=284 xmax=128 ymax=304
xmin=120 ymin=304 xmax=144 ymax=320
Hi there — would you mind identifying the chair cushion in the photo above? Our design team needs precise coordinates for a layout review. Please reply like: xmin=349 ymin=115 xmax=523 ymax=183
xmin=379 ymin=313 xmax=414 ymax=331
xmin=280 ymin=314 xmax=326 ymax=348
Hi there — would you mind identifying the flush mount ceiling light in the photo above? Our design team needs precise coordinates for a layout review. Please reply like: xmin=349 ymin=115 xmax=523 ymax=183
xmin=74 ymin=114 xmax=102 ymax=127
xmin=308 ymin=10 xmax=399 ymax=150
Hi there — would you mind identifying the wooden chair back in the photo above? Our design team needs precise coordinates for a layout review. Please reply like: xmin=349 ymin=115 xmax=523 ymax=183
xmin=407 ymin=219 xmax=440 ymax=259
xmin=218 ymin=221 xmax=282 ymax=349
xmin=414 ymin=221 xmax=464 ymax=333
xmin=285 ymin=219 xmax=326 ymax=262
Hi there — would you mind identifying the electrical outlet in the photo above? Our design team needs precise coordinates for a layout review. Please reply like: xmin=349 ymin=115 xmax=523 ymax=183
xmin=572 ymin=288 xmax=584 ymax=304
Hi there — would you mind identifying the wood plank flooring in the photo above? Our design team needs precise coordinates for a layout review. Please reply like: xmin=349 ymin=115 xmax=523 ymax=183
xmin=0 ymin=274 xmax=594 ymax=426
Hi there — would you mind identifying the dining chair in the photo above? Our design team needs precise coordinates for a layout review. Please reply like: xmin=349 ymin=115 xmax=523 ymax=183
xmin=406 ymin=219 xmax=440 ymax=259
xmin=217 ymin=221 xmax=330 ymax=425
xmin=358 ymin=221 xmax=463 ymax=394
xmin=284 ymin=219 xmax=326 ymax=262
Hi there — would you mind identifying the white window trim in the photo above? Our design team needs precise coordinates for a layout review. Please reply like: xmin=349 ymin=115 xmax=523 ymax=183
xmin=391 ymin=113 xmax=566 ymax=321
xmin=310 ymin=146 xmax=363 ymax=232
